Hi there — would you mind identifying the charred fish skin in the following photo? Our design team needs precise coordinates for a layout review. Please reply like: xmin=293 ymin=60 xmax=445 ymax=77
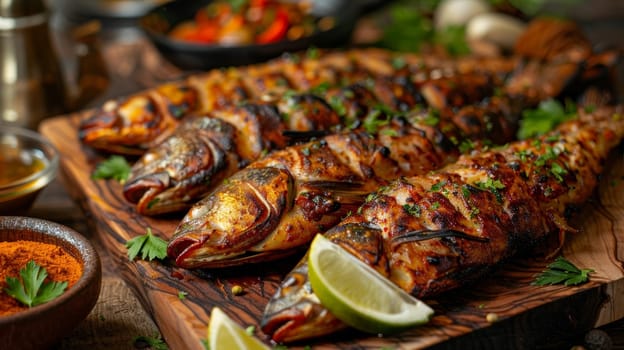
xmin=122 ymin=116 xmax=241 ymax=215
xmin=123 ymin=68 xmax=503 ymax=216
xmin=166 ymin=94 xmax=522 ymax=269
xmin=261 ymin=107 xmax=624 ymax=343
xmin=78 ymin=83 xmax=200 ymax=155
xmin=78 ymin=46 xmax=540 ymax=155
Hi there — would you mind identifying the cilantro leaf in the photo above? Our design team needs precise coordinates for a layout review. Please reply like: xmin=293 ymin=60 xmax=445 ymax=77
xmin=517 ymin=99 xmax=577 ymax=140
xmin=532 ymin=256 xmax=594 ymax=286
xmin=126 ymin=228 xmax=168 ymax=261
xmin=4 ymin=260 xmax=68 ymax=307
xmin=92 ymin=155 xmax=131 ymax=183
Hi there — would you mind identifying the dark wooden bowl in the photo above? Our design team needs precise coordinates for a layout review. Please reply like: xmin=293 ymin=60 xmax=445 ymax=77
xmin=0 ymin=216 xmax=102 ymax=350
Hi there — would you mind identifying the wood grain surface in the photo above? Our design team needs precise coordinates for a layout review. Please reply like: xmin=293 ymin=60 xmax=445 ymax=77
xmin=40 ymin=113 xmax=624 ymax=350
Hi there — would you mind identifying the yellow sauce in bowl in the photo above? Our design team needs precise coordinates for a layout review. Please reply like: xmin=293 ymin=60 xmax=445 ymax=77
xmin=0 ymin=150 xmax=47 ymax=187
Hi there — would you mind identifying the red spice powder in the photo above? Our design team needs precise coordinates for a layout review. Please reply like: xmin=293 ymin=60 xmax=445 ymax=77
xmin=0 ymin=240 xmax=83 ymax=316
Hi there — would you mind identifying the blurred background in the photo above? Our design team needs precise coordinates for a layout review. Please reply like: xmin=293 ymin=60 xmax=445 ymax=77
xmin=1 ymin=0 xmax=622 ymax=130
xmin=42 ymin=0 xmax=624 ymax=117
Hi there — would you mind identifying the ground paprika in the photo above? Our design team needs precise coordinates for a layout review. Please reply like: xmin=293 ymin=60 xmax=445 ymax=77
xmin=0 ymin=240 xmax=83 ymax=316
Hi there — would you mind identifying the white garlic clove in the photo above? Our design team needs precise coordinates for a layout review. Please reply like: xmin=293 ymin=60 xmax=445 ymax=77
xmin=466 ymin=13 xmax=527 ymax=51
xmin=434 ymin=0 xmax=491 ymax=30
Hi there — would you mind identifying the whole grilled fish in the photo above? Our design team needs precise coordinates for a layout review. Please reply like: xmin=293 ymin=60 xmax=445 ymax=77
xmin=79 ymin=47 xmax=527 ymax=155
xmin=261 ymin=106 xmax=624 ymax=343
xmin=166 ymin=94 xmax=521 ymax=268
xmin=123 ymin=72 xmax=500 ymax=215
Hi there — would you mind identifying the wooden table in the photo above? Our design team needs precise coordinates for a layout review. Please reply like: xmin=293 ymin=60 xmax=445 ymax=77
xmin=24 ymin=8 xmax=624 ymax=350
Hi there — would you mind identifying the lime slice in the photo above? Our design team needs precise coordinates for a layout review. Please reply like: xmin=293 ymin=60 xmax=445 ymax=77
xmin=207 ymin=307 xmax=270 ymax=350
xmin=308 ymin=234 xmax=434 ymax=335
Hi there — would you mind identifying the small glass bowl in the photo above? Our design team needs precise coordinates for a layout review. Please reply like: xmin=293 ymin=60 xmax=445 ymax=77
xmin=0 ymin=126 xmax=59 ymax=215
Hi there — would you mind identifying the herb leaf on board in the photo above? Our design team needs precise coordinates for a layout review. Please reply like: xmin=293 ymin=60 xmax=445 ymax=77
xmin=92 ymin=155 xmax=131 ymax=183
xmin=126 ymin=228 xmax=168 ymax=261
xmin=532 ymin=256 xmax=594 ymax=286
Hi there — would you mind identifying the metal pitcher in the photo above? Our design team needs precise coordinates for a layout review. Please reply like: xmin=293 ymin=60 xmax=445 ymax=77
xmin=0 ymin=0 xmax=67 ymax=129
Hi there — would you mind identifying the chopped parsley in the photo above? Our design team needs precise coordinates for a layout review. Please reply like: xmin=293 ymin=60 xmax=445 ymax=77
xmin=429 ymin=180 xmax=446 ymax=192
xmin=403 ymin=203 xmax=421 ymax=217
xmin=476 ymin=177 xmax=506 ymax=203
xmin=362 ymin=109 xmax=390 ymax=134
xmin=423 ymin=111 xmax=440 ymax=126
xmin=550 ymin=162 xmax=568 ymax=182
xmin=328 ymin=95 xmax=347 ymax=117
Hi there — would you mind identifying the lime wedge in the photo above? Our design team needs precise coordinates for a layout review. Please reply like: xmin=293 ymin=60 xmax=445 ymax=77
xmin=308 ymin=234 xmax=434 ymax=335
xmin=207 ymin=307 xmax=270 ymax=350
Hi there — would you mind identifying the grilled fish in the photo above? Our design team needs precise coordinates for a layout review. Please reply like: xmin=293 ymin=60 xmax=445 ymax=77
xmin=166 ymin=94 xmax=521 ymax=268
xmin=123 ymin=72 xmax=501 ymax=215
xmin=261 ymin=106 xmax=624 ymax=343
xmin=79 ymin=48 xmax=529 ymax=155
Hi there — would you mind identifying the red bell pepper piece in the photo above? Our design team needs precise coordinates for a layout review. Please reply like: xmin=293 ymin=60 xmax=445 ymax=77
xmin=256 ymin=7 xmax=289 ymax=44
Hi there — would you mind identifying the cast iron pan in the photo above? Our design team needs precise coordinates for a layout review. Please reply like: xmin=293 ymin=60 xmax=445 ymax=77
xmin=139 ymin=0 xmax=361 ymax=70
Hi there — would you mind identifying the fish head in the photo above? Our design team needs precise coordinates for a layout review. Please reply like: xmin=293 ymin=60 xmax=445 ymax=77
xmin=261 ymin=222 xmax=387 ymax=342
xmin=123 ymin=116 xmax=239 ymax=215
xmin=167 ymin=166 xmax=295 ymax=268
xmin=260 ymin=258 xmax=346 ymax=343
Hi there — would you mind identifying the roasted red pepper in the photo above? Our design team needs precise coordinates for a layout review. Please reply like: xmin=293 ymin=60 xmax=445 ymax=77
xmin=255 ymin=7 xmax=290 ymax=44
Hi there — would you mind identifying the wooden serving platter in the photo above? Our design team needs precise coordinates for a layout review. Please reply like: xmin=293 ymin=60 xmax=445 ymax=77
xmin=41 ymin=113 xmax=624 ymax=349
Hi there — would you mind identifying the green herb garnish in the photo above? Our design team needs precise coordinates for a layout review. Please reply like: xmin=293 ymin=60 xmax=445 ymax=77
xmin=4 ymin=260 xmax=68 ymax=308
xmin=177 ymin=291 xmax=188 ymax=300
xmin=532 ymin=256 xmax=594 ymax=286
xmin=517 ymin=99 xmax=577 ymax=140
xmin=126 ymin=228 xmax=168 ymax=261
xmin=550 ymin=162 xmax=568 ymax=182
xmin=421 ymin=109 xmax=440 ymax=126
xmin=476 ymin=177 xmax=506 ymax=203
xmin=362 ymin=109 xmax=390 ymax=134
xmin=133 ymin=335 xmax=169 ymax=350
xmin=434 ymin=25 xmax=471 ymax=56
xmin=328 ymin=95 xmax=347 ymax=117
xmin=429 ymin=180 xmax=446 ymax=192
xmin=403 ymin=203 xmax=421 ymax=217
xmin=92 ymin=155 xmax=131 ymax=183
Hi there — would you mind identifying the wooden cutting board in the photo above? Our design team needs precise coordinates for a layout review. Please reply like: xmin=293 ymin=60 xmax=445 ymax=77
xmin=40 ymin=113 xmax=624 ymax=349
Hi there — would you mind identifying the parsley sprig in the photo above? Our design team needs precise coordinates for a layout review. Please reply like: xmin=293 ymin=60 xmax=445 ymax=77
xmin=134 ymin=335 xmax=168 ymax=350
xmin=517 ymin=100 xmax=577 ymax=140
xmin=532 ymin=256 xmax=594 ymax=286
xmin=4 ymin=260 xmax=68 ymax=307
xmin=92 ymin=155 xmax=132 ymax=183
xmin=126 ymin=228 xmax=168 ymax=261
